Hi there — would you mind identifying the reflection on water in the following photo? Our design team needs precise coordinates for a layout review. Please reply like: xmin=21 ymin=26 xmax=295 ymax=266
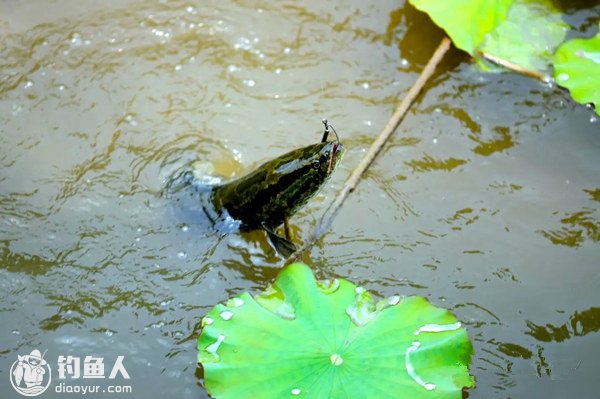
xmin=527 ymin=307 xmax=600 ymax=342
xmin=1 ymin=0 xmax=599 ymax=398
xmin=540 ymin=209 xmax=600 ymax=247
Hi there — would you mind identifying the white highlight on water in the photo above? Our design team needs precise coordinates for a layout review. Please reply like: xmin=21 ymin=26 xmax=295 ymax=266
xmin=291 ymin=388 xmax=301 ymax=395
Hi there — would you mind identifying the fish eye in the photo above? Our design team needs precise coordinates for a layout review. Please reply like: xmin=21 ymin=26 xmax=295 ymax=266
xmin=312 ymin=160 xmax=320 ymax=169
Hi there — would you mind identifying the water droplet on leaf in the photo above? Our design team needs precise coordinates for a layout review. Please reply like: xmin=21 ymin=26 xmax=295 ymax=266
xmin=330 ymin=353 xmax=343 ymax=366
xmin=220 ymin=310 xmax=233 ymax=320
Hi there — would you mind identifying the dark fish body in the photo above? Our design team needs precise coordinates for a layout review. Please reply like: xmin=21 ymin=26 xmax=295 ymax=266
xmin=212 ymin=141 xmax=343 ymax=230
xmin=167 ymin=140 xmax=343 ymax=256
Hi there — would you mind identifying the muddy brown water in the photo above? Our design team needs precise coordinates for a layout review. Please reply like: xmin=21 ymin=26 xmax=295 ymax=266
xmin=1 ymin=1 xmax=599 ymax=398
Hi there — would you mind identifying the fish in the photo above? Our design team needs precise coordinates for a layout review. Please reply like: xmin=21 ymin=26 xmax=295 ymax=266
xmin=167 ymin=134 xmax=344 ymax=257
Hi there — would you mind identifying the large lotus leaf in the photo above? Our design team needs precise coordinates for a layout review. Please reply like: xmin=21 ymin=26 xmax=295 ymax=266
xmin=553 ymin=26 xmax=600 ymax=116
xmin=197 ymin=263 xmax=474 ymax=398
xmin=409 ymin=0 xmax=513 ymax=55
xmin=477 ymin=0 xmax=568 ymax=74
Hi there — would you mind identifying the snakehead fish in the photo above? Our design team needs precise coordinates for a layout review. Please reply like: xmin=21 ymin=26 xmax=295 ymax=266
xmin=167 ymin=137 xmax=344 ymax=257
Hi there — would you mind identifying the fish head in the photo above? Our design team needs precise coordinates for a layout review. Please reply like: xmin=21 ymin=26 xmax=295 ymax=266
xmin=313 ymin=140 xmax=344 ymax=177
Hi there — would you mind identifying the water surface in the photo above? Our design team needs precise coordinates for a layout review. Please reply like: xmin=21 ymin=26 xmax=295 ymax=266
xmin=1 ymin=1 xmax=599 ymax=398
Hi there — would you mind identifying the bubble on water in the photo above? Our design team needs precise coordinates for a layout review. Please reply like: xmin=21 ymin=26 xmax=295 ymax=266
xmin=283 ymin=47 xmax=291 ymax=54
xmin=174 ymin=64 xmax=182 ymax=71
xmin=177 ymin=251 xmax=187 ymax=259
xmin=291 ymin=388 xmax=301 ymax=395
xmin=186 ymin=5 xmax=195 ymax=13
xmin=12 ymin=329 xmax=20 ymax=335
xmin=591 ymin=115 xmax=598 ymax=123
xmin=12 ymin=103 xmax=22 ymax=115
xmin=70 ymin=33 xmax=83 ymax=46
xmin=104 ymin=330 xmax=114 ymax=337
xmin=152 ymin=28 xmax=166 ymax=37
xmin=220 ymin=310 xmax=233 ymax=320
xmin=203 ymin=317 xmax=214 ymax=326
xmin=135 ymin=237 xmax=140 ymax=242
xmin=400 ymin=58 xmax=410 ymax=68
xmin=24 ymin=81 xmax=33 ymax=89
xmin=274 ymin=68 xmax=282 ymax=74
xmin=361 ymin=82 xmax=370 ymax=89
xmin=364 ymin=120 xmax=372 ymax=126
xmin=557 ymin=73 xmax=569 ymax=81
xmin=274 ymin=94 xmax=280 ymax=99
xmin=243 ymin=79 xmax=256 ymax=87
xmin=58 ymin=85 xmax=65 ymax=91
xmin=180 ymin=224 xmax=189 ymax=232
xmin=152 ymin=321 xmax=165 ymax=329
xmin=136 ymin=227 xmax=142 ymax=233
xmin=432 ymin=138 xmax=438 ymax=144
xmin=228 ymin=64 xmax=238 ymax=72
xmin=330 ymin=353 xmax=343 ymax=366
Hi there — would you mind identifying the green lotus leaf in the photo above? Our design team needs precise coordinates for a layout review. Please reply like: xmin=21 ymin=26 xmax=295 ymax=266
xmin=477 ymin=0 xmax=568 ymax=74
xmin=553 ymin=25 xmax=600 ymax=116
xmin=409 ymin=0 xmax=513 ymax=55
xmin=197 ymin=263 xmax=474 ymax=398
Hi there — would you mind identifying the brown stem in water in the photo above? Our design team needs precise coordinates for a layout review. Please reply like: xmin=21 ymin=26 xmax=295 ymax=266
xmin=477 ymin=51 xmax=546 ymax=80
xmin=291 ymin=37 xmax=452 ymax=261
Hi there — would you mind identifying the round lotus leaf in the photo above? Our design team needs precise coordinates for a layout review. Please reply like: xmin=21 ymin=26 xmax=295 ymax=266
xmin=553 ymin=25 xmax=600 ymax=116
xmin=197 ymin=263 xmax=474 ymax=398
xmin=409 ymin=0 xmax=513 ymax=55
xmin=478 ymin=0 xmax=568 ymax=74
